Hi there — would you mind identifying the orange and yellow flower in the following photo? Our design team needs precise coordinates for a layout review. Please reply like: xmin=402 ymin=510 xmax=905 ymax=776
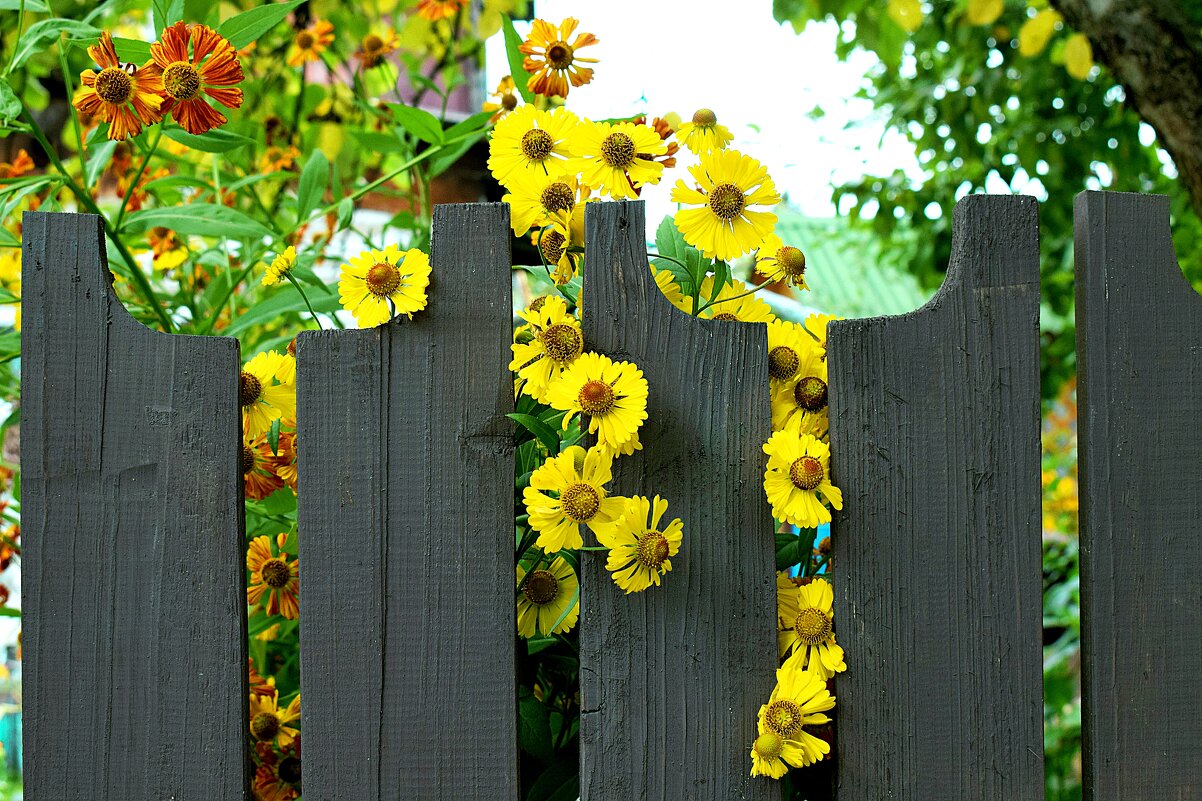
xmin=416 ymin=0 xmax=466 ymax=21
xmin=0 ymin=150 xmax=34 ymax=179
xmin=247 ymin=533 xmax=300 ymax=620
xmin=356 ymin=30 xmax=398 ymax=69
xmin=520 ymin=18 xmax=599 ymax=99
xmin=144 ymin=22 xmax=244 ymax=136
xmin=243 ymin=432 xmax=285 ymax=500
xmin=248 ymin=686 xmax=301 ymax=746
xmin=73 ymin=32 xmax=164 ymax=141
xmin=287 ymin=20 xmax=335 ymax=67
xmin=482 ymin=75 xmax=522 ymax=122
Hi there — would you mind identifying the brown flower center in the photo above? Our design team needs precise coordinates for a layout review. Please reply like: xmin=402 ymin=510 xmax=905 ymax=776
xmin=777 ymin=246 xmax=806 ymax=278
xmin=95 ymin=67 xmax=133 ymax=104
xmin=278 ymin=756 xmax=302 ymax=785
xmin=764 ymin=699 xmax=804 ymax=737
xmin=240 ymin=371 xmax=263 ymax=407
xmin=250 ymin=711 xmax=281 ymax=741
xmin=362 ymin=33 xmax=384 ymax=53
xmin=162 ymin=61 xmax=201 ymax=101
xmin=793 ymin=376 xmax=828 ymax=412
xmin=365 ymin=262 xmax=402 ymax=297
xmin=708 ymin=183 xmax=746 ymax=221
xmin=540 ymin=182 xmax=575 ymax=213
xmin=794 ymin=606 xmax=833 ymax=645
xmin=692 ymin=108 xmax=717 ymax=126
xmin=600 ymin=132 xmax=636 ymax=168
xmin=789 ymin=456 xmax=824 ymax=491
xmin=768 ymin=346 xmax=800 ymax=381
xmin=711 ymin=312 xmax=739 ymax=322
xmin=546 ymin=41 xmax=575 ymax=69
xmin=753 ymin=731 xmax=784 ymax=761
xmin=241 ymin=445 xmax=256 ymax=474
xmin=261 ymin=558 xmax=291 ymax=589
xmin=577 ymin=379 xmax=615 ymax=415
xmin=521 ymin=128 xmax=554 ymax=161
xmin=539 ymin=230 xmax=567 ymax=264
xmin=295 ymin=30 xmax=316 ymax=50
xmin=635 ymin=530 xmax=670 ymax=569
xmin=528 ymin=296 xmax=547 ymax=313
xmin=539 ymin=323 xmax=583 ymax=364
xmin=560 ymin=482 xmax=601 ymax=522
xmin=522 ymin=569 xmax=559 ymax=605
xmin=501 ymin=93 xmax=518 ymax=111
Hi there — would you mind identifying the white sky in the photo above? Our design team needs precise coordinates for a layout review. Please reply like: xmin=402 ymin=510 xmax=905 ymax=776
xmin=485 ymin=0 xmax=923 ymax=222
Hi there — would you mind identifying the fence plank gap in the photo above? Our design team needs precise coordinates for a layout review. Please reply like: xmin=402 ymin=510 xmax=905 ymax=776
xmin=828 ymin=194 xmax=1045 ymax=800
xmin=20 ymin=211 xmax=250 ymax=800
xmin=1074 ymin=190 xmax=1202 ymax=800
xmin=296 ymin=202 xmax=518 ymax=801
xmin=579 ymin=200 xmax=781 ymax=801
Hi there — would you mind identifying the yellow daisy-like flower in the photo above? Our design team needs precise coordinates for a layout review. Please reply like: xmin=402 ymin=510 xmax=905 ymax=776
xmin=519 ymin=17 xmax=599 ymax=99
xmin=650 ymin=266 xmax=686 ymax=310
xmin=482 ymin=75 xmax=522 ymax=122
xmin=676 ymin=108 xmax=733 ymax=155
xmin=287 ymin=20 xmax=335 ymax=67
xmin=803 ymin=313 xmax=840 ymax=359
xmin=73 ymin=32 xmax=164 ymax=141
xmin=570 ymin=120 xmax=667 ymax=200
xmin=338 ymin=245 xmax=431 ymax=328
xmin=259 ymin=144 xmax=301 ymax=173
xmin=246 ymin=533 xmax=300 ymax=620
xmin=755 ymin=232 xmax=808 ymax=289
xmin=546 ymin=352 xmax=649 ymax=451
xmin=777 ymin=576 xmax=846 ymax=679
xmin=671 ymin=148 xmax=780 ymax=261
xmin=522 ymin=445 xmax=624 ymax=552
xmin=416 ymin=0 xmax=465 ymax=21
xmin=766 ymin=319 xmax=821 ymax=387
xmin=532 ymin=226 xmax=581 ymax=286
xmin=770 ymin=344 xmax=829 ymax=434
xmin=488 ymin=105 xmax=578 ymax=189
xmin=762 ymin=431 xmax=843 ymax=527
xmin=757 ymin=665 xmax=835 ymax=765
xmin=510 ymin=295 xmax=585 ymax=403
xmin=595 ymin=495 xmax=683 ymax=593
xmin=503 ymin=170 xmax=579 ymax=237
xmin=261 ymin=246 xmax=297 ymax=287
xmin=689 ymin=277 xmax=775 ymax=323
xmin=516 ymin=556 xmax=580 ymax=638
xmin=356 ymin=30 xmax=398 ymax=69
xmin=249 ymin=687 xmax=301 ymax=746
xmin=241 ymin=350 xmax=296 ymax=437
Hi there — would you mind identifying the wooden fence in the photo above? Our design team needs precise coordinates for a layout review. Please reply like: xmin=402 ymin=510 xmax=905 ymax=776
xmin=17 ymin=191 xmax=1201 ymax=800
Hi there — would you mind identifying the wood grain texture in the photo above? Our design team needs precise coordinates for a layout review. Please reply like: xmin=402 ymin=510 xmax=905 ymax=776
xmin=578 ymin=201 xmax=780 ymax=801
xmin=20 ymin=211 xmax=249 ymax=800
xmin=1074 ymin=191 xmax=1202 ymax=800
xmin=827 ymin=195 xmax=1045 ymax=800
xmin=296 ymin=203 xmax=517 ymax=801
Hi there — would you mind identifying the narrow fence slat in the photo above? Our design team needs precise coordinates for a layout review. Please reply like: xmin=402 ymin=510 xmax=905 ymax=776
xmin=828 ymin=195 xmax=1045 ymax=799
xmin=1074 ymin=191 xmax=1202 ymax=799
xmin=20 ymin=211 xmax=249 ymax=800
xmin=579 ymin=201 xmax=780 ymax=801
xmin=297 ymin=203 xmax=517 ymax=800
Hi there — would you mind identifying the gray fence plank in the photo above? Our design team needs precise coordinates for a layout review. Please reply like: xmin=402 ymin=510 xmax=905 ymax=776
xmin=579 ymin=201 xmax=780 ymax=801
xmin=20 ymin=211 xmax=249 ymax=800
xmin=827 ymin=195 xmax=1045 ymax=799
xmin=1074 ymin=191 xmax=1202 ymax=799
xmin=297 ymin=203 xmax=517 ymax=801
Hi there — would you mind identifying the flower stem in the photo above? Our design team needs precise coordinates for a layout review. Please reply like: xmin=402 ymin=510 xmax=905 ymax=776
xmin=285 ymin=273 xmax=324 ymax=330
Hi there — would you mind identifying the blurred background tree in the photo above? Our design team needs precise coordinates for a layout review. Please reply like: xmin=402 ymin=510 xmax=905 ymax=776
xmin=771 ymin=0 xmax=1202 ymax=400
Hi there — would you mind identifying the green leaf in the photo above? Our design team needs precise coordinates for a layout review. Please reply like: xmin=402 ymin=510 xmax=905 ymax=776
xmin=651 ymin=215 xmax=710 ymax=301
xmin=444 ymin=110 xmax=495 ymax=140
xmin=216 ymin=0 xmax=305 ymax=50
xmin=527 ymin=760 xmax=578 ymax=801
xmin=335 ymin=196 xmax=354 ymax=229
xmin=122 ymin=204 xmax=275 ymax=240
xmin=0 ymin=608 xmax=20 ymax=618
xmin=507 ymin=412 xmax=559 ymax=453
xmin=501 ymin=15 xmax=536 ymax=104
xmin=350 ymin=130 xmax=407 ymax=154
xmin=518 ymin=692 xmax=554 ymax=763
xmin=111 ymin=36 xmax=152 ymax=64
xmin=10 ymin=19 xmax=101 ymax=72
xmin=429 ymin=131 xmax=486 ymax=179
xmin=296 ymin=150 xmax=329 ymax=222
xmin=84 ymin=140 xmax=117 ymax=188
xmin=163 ymin=126 xmax=254 ymax=153
xmin=0 ymin=79 xmax=20 ymax=122
xmin=151 ymin=0 xmax=183 ymax=36
xmin=267 ymin=418 xmax=281 ymax=454
xmin=0 ymin=0 xmax=49 ymax=11
xmin=775 ymin=531 xmax=803 ymax=571
xmin=386 ymin=104 xmax=444 ymax=146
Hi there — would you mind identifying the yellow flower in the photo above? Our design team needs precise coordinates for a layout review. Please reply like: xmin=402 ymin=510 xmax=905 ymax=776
xmin=803 ymin=313 xmax=839 ymax=358
xmin=966 ymin=0 xmax=1004 ymax=26
xmin=488 ymin=105 xmax=579 ymax=189
xmin=676 ymin=108 xmax=733 ymax=155
xmin=594 ymin=495 xmax=683 ymax=593
xmin=671 ymin=149 xmax=780 ymax=261
xmin=757 ymin=664 xmax=835 ymax=766
xmin=246 ymin=534 xmax=299 ymax=620
xmin=483 ymin=75 xmax=522 ymax=122
xmin=356 ymin=30 xmax=398 ymax=69
xmin=1018 ymin=9 xmax=1061 ymax=56
xmin=689 ymin=277 xmax=775 ymax=323
xmin=416 ymin=0 xmax=466 ymax=21
xmin=770 ymin=343 xmax=828 ymax=433
xmin=517 ymin=556 xmax=579 ymax=638
xmin=261 ymin=246 xmax=297 ymax=287
xmin=259 ymin=144 xmax=301 ymax=173
xmin=546 ymin=352 xmax=649 ymax=451
xmin=338 ymin=245 xmax=431 ymax=328
xmin=762 ymin=431 xmax=842 ymax=527
xmin=523 ymin=445 xmax=624 ymax=552
xmin=571 ymin=120 xmax=666 ymax=199
xmin=519 ymin=17 xmax=599 ymax=99
xmin=750 ymin=730 xmax=791 ymax=779
xmin=287 ymin=20 xmax=335 ymax=67
xmin=777 ymin=576 xmax=846 ymax=678
xmin=241 ymin=350 xmax=296 ymax=437
xmin=886 ymin=0 xmax=924 ymax=33
xmin=1063 ymin=32 xmax=1093 ymax=79
xmin=650 ymin=266 xmax=686 ymax=309
xmin=510 ymin=295 xmax=585 ymax=403
xmin=754 ymin=232 xmax=808 ymax=289
xmin=73 ymin=32 xmax=163 ymax=141
xmin=503 ymin=170 xmax=579 ymax=237
xmin=532 ymin=226 xmax=582 ymax=286
xmin=766 ymin=319 xmax=818 ymax=387
xmin=249 ymin=687 xmax=301 ymax=746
